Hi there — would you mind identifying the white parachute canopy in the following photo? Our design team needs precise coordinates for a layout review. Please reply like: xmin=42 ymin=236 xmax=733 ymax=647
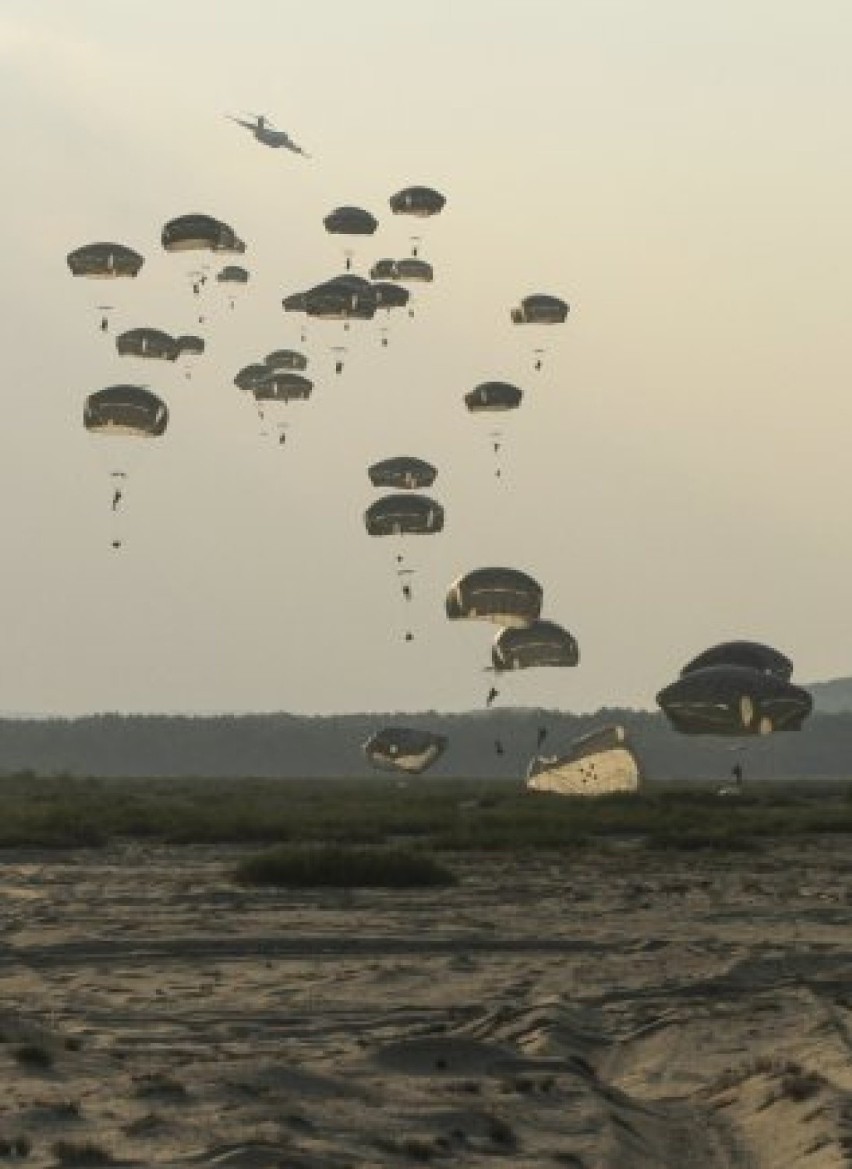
xmin=526 ymin=726 xmax=640 ymax=797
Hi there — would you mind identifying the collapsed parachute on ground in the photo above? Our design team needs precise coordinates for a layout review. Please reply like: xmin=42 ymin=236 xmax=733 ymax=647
xmin=83 ymin=386 xmax=168 ymax=437
xmin=116 ymin=328 xmax=180 ymax=361
xmin=389 ymin=186 xmax=446 ymax=217
xmin=656 ymin=666 xmax=813 ymax=736
xmin=510 ymin=294 xmax=569 ymax=325
xmin=161 ymin=214 xmax=245 ymax=253
xmin=67 ymin=243 xmax=144 ymax=278
xmin=217 ymin=265 xmax=249 ymax=284
xmin=446 ymin=568 xmax=543 ymax=627
xmin=264 ymin=349 xmax=308 ymax=371
xmin=492 ymin=620 xmax=579 ymax=671
xmin=365 ymin=494 xmax=444 ymax=536
xmin=680 ymin=641 xmax=793 ymax=682
xmin=527 ymin=726 xmax=640 ymax=796
xmin=465 ymin=382 xmax=523 ymax=413
xmin=368 ymin=457 xmax=437 ymax=491
xmin=363 ymin=727 xmax=448 ymax=775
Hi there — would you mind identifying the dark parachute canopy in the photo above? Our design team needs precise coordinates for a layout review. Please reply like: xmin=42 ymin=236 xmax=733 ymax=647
xmin=372 ymin=282 xmax=410 ymax=310
xmin=656 ymin=666 xmax=813 ymax=737
xmin=527 ymin=726 xmax=641 ymax=796
xmin=492 ymin=620 xmax=579 ymax=672
xmin=175 ymin=335 xmax=206 ymax=356
xmin=446 ymin=568 xmax=543 ymax=627
xmin=680 ymin=641 xmax=793 ymax=682
xmin=234 ymin=364 xmax=275 ymax=391
xmin=465 ymin=382 xmax=523 ymax=413
xmin=83 ymin=386 xmax=168 ymax=437
xmin=365 ymin=494 xmax=444 ymax=537
xmin=389 ymin=186 xmax=446 ymax=217
xmin=264 ymin=349 xmax=308 ymax=371
xmin=370 ymin=259 xmax=398 ymax=280
xmin=511 ymin=294 xmax=569 ymax=324
xmin=395 ymin=258 xmax=433 ymax=283
xmin=368 ymin=457 xmax=437 ymax=491
xmin=251 ymin=372 xmax=313 ymax=403
xmin=161 ymin=214 xmax=245 ymax=253
xmin=323 ymin=206 xmax=379 ymax=236
xmin=67 ymin=242 xmax=144 ymax=278
xmin=285 ymin=275 xmax=378 ymax=321
xmin=217 ymin=265 xmax=250 ymax=284
xmin=115 ymin=328 xmax=180 ymax=361
xmin=363 ymin=727 xmax=448 ymax=775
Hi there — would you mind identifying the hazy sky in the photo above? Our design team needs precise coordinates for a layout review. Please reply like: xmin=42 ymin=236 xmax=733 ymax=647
xmin=2 ymin=0 xmax=852 ymax=716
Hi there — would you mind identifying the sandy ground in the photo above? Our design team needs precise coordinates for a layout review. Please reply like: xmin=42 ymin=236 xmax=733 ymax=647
xmin=3 ymin=838 xmax=852 ymax=1168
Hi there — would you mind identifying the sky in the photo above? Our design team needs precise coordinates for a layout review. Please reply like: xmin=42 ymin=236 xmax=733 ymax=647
xmin=2 ymin=0 xmax=852 ymax=716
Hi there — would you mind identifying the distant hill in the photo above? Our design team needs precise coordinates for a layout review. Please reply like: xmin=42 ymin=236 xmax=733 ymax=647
xmin=1 ymin=708 xmax=852 ymax=781
xmin=807 ymin=678 xmax=852 ymax=714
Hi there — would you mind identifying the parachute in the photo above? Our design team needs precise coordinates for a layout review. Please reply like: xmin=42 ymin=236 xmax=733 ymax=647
xmin=323 ymin=206 xmax=379 ymax=270
xmin=363 ymin=727 xmax=448 ymax=775
xmin=372 ymin=282 xmax=410 ymax=311
xmin=285 ymin=276 xmax=378 ymax=322
xmin=175 ymin=335 xmax=206 ymax=356
xmin=217 ymin=265 xmax=250 ymax=283
xmin=656 ymin=665 xmax=813 ymax=736
xmin=464 ymin=382 xmax=523 ymax=413
xmin=368 ymin=457 xmax=437 ymax=491
xmin=115 ymin=328 xmax=180 ymax=362
xmin=161 ymin=214 xmax=245 ymax=253
xmin=67 ymin=243 xmax=143 ymax=278
xmin=389 ymin=187 xmax=446 ymax=217
xmin=510 ymin=294 xmax=569 ymax=325
xmin=234 ymin=364 xmax=275 ymax=391
xmin=527 ymin=726 xmax=641 ymax=796
xmin=395 ymin=258 xmax=433 ymax=283
xmin=83 ymin=386 xmax=168 ymax=437
xmin=680 ymin=641 xmax=793 ymax=682
xmin=364 ymin=494 xmax=444 ymax=537
xmin=264 ymin=349 xmax=308 ymax=371
xmin=252 ymin=372 xmax=313 ymax=403
xmin=370 ymin=259 xmax=399 ymax=280
xmin=492 ymin=620 xmax=579 ymax=671
xmin=446 ymin=568 xmax=543 ymax=627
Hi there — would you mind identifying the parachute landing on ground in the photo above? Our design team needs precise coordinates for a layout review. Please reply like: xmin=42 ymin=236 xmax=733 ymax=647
xmin=363 ymin=727 xmax=448 ymax=775
xmin=527 ymin=726 xmax=640 ymax=796
xmin=656 ymin=665 xmax=813 ymax=736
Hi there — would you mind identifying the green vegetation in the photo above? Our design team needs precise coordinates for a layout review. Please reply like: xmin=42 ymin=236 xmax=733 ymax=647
xmin=0 ymin=773 xmax=851 ymax=853
xmin=235 ymin=844 xmax=456 ymax=888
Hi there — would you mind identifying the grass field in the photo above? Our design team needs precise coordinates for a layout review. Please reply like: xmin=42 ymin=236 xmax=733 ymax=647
xmin=0 ymin=773 xmax=851 ymax=851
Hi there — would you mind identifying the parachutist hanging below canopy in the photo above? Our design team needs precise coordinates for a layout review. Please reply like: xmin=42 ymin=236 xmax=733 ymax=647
xmin=67 ymin=243 xmax=143 ymax=278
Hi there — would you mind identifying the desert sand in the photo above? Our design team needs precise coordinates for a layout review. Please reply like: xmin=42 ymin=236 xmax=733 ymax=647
xmin=2 ymin=838 xmax=852 ymax=1167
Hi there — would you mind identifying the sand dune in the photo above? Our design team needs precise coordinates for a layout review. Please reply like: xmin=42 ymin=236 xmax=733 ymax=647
xmin=3 ymin=839 xmax=852 ymax=1166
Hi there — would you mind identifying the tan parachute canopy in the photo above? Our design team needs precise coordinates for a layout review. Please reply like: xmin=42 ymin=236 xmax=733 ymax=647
xmin=527 ymin=726 xmax=640 ymax=796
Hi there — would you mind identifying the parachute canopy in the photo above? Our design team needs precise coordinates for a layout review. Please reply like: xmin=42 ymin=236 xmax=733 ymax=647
xmin=465 ymin=382 xmax=523 ymax=413
xmin=116 ymin=328 xmax=179 ymax=361
xmin=323 ymin=206 xmax=378 ymax=236
xmin=285 ymin=275 xmax=378 ymax=320
xmin=370 ymin=259 xmax=398 ymax=280
xmin=372 ymin=282 xmax=410 ymax=310
xmin=67 ymin=242 xmax=143 ymax=278
xmin=161 ymin=214 xmax=245 ymax=253
xmin=680 ymin=641 xmax=793 ymax=682
xmin=368 ymin=457 xmax=437 ymax=491
xmin=363 ymin=727 xmax=448 ymax=775
xmin=175 ymin=335 xmax=206 ymax=356
xmin=492 ymin=620 xmax=579 ymax=671
xmin=395 ymin=258 xmax=433 ymax=283
xmin=264 ymin=349 xmax=308 ymax=371
xmin=657 ymin=665 xmax=813 ymax=736
xmin=527 ymin=726 xmax=640 ymax=796
xmin=446 ymin=567 xmax=543 ymax=627
xmin=217 ymin=265 xmax=249 ymax=284
xmin=234 ymin=364 xmax=274 ymax=391
xmin=252 ymin=372 xmax=313 ymax=403
xmin=84 ymin=386 xmax=168 ymax=437
xmin=511 ymin=294 xmax=569 ymax=325
xmin=389 ymin=186 xmax=446 ymax=217
xmin=365 ymin=494 xmax=445 ymax=537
